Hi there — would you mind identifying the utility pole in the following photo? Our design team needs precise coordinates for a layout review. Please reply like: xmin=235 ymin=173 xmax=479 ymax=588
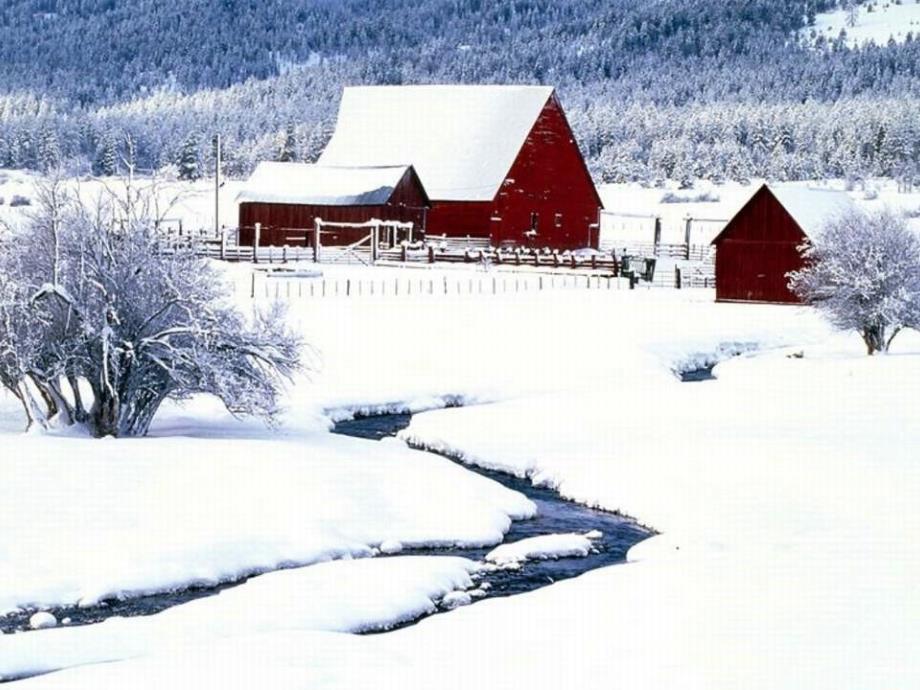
xmin=214 ymin=133 xmax=224 ymax=259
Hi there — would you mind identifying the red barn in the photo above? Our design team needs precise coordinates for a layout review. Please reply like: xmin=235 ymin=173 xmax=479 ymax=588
xmin=237 ymin=162 xmax=429 ymax=247
xmin=712 ymin=184 xmax=856 ymax=303
xmin=318 ymin=85 xmax=602 ymax=250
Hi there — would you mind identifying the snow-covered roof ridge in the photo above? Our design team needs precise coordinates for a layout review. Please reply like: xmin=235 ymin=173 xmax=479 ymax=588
xmin=318 ymin=84 xmax=555 ymax=201
xmin=768 ymin=184 xmax=857 ymax=239
xmin=237 ymin=162 xmax=417 ymax=206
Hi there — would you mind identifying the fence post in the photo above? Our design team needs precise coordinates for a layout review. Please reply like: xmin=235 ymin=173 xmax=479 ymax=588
xmin=283 ymin=245 xmax=288 ymax=263
xmin=253 ymin=222 xmax=261 ymax=264
xmin=250 ymin=272 xmax=255 ymax=298
xmin=675 ymin=266 xmax=682 ymax=290
xmin=428 ymin=245 xmax=435 ymax=264
xmin=371 ymin=223 xmax=379 ymax=264
xmin=313 ymin=218 xmax=321 ymax=263
xmin=653 ymin=216 xmax=662 ymax=256
xmin=220 ymin=225 xmax=227 ymax=261
xmin=401 ymin=244 xmax=408 ymax=263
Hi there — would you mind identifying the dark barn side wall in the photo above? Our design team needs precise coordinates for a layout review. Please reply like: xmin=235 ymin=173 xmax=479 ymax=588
xmin=713 ymin=186 xmax=806 ymax=304
xmin=238 ymin=169 xmax=428 ymax=247
xmin=426 ymin=201 xmax=494 ymax=240
xmin=492 ymin=95 xmax=602 ymax=250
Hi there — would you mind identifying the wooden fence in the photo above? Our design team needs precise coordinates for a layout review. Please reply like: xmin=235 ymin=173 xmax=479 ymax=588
xmin=161 ymin=226 xmax=715 ymax=291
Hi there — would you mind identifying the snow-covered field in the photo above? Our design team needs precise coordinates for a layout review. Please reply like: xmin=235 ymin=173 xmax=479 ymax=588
xmin=2 ymin=170 xmax=920 ymax=688
xmin=813 ymin=1 xmax=920 ymax=46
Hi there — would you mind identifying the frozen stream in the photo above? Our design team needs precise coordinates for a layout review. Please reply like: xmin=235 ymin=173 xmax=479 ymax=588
xmin=333 ymin=413 xmax=652 ymax=602
xmin=0 ymin=414 xmax=651 ymax=636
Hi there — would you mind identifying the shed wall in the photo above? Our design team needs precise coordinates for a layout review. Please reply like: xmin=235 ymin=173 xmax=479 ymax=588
xmin=713 ymin=187 xmax=806 ymax=303
xmin=238 ymin=169 xmax=428 ymax=247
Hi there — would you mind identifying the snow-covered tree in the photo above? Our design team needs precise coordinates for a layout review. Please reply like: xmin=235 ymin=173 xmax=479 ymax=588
xmin=93 ymin=134 xmax=118 ymax=176
xmin=0 ymin=179 xmax=303 ymax=436
xmin=177 ymin=134 xmax=201 ymax=181
xmin=788 ymin=209 xmax=920 ymax=355
xmin=278 ymin=123 xmax=298 ymax=162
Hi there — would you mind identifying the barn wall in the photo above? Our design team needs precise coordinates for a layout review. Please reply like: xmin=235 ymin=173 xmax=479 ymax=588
xmin=491 ymin=95 xmax=602 ymax=250
xmin=426 ymin=201 xmax=494 ymax=240
xmin=238 ymin=169 xmax=428 ymax=247
xmin=713 ymin=187 xmax=806 ymax=303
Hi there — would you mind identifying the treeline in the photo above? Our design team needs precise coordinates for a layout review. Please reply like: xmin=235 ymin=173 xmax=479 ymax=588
xmin=3 ymin=0 xmax=920 ymax=183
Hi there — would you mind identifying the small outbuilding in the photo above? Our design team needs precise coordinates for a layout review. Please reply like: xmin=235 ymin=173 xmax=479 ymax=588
xmin=318 ymin=85 xmax=602 ymax=250
xmin=237 ymin=162 xmax=429 ymax=247
xmin=712 ymin=184 xmax=856 ymax=303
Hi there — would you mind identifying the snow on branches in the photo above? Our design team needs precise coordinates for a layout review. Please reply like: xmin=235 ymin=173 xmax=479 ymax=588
xmin=788 ymin=208 xmax=920 ymax=355
xmin=0 ymin=177 xmax=303 ymax=436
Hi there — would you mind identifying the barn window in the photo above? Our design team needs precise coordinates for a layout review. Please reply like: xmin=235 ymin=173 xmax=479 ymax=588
xmin=555 ymin=213 xmax=563 ymax=227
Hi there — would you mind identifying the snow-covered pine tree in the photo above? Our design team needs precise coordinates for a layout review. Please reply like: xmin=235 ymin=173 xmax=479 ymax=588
xmin=177 ymin=134 xmax=201 ymax=181
xmin=93 ymin=134 xmax=118 ymax=176
xmin=278 ymin=123 xmax=298 ymax=162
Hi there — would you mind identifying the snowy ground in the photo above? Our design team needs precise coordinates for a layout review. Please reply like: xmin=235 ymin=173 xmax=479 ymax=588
xmin=2 ymin=172 xmax=920 ymax=687
xmin=812 ymin=1 xmax=920 ymax=46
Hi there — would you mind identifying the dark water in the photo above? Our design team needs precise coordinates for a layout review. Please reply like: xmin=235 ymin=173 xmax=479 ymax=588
xmin=679 ymin=365 xmax=715 ymax=382
xmin=0 ymin=414 xmax=651 ymax=636
xmin=334 ymin=414 xmax=651 ymax=600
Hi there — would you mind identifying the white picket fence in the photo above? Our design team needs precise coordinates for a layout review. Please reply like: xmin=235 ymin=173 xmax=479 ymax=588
xmin=243 ymin=271 xmax=635 ymax=300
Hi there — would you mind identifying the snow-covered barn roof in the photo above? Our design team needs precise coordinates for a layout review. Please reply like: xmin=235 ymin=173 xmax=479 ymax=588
xmin=714 ymin=184 xmax=857 ymax=243
xmin=318 ymin=85 xmax=555 ymax=202
xmin=237 ymin=162 xmax=415 ymax=206
xmin=768 ymin=185 xmax=857 ymax=238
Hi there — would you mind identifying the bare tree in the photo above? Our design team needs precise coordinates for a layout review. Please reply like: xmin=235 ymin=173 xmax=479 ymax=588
xmin=788 ymin=209 xmax=920 ymax=355
xmin=0 ymin=178 xmax=303 ymax=436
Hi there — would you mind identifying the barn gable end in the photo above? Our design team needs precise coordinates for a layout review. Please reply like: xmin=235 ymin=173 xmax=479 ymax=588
xmin=712 ymin=184 xmax=856 ymax=304
xmin=492 ymin=93 xmax=603 ymax=248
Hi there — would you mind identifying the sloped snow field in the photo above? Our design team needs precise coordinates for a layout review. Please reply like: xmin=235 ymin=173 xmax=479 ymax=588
xmin=2 ymin=257 xmax=919 ymax=688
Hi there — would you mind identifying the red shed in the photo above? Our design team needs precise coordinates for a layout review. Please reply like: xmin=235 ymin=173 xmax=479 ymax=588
xmin=318 ymin=85 xmax=602 ymax=250
xmin=237 ymin=163 xmax=429 ymax=247
xmin=712 ymin=184 xmax=855 ymax=303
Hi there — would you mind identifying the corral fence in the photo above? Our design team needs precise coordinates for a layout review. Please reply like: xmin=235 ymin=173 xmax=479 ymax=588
xmin=600 ymin=211 xmax=721 ymax=260
xmin=158 ymin=219 xmax=716 ymax=291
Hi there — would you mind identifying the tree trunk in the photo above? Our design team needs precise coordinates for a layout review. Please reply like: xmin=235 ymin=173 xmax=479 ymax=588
xmin=67 ymin=375 xmax=89 ymax=423
xmin=90 ymin=391 xmax=121 ymax=437
xmin=862 ymin=326 xmax=886 ymax=356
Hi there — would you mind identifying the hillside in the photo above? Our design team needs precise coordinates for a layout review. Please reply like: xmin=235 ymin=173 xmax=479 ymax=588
xmin=2 ymin=0 xmax=920 ymax=183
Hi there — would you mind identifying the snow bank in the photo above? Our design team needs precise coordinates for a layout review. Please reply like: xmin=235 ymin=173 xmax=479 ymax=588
xmin=0 ymin=556 xmax=478 ymax=681
xmin=0 ymin=432 xmax=532 ymax=615
xmin=484 ymin=533 xmax=598 ymax=566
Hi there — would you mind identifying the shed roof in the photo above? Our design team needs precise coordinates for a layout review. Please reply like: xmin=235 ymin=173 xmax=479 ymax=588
xmin=714 ymin=184 xmax=857 ymax=243
xmin=318 ymin=85 xmax=555 ymax=202
xmin=237 ymin=162 xmax=415 ymax=206
xmin=769 ymin=185 xmax=857 ymax=238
